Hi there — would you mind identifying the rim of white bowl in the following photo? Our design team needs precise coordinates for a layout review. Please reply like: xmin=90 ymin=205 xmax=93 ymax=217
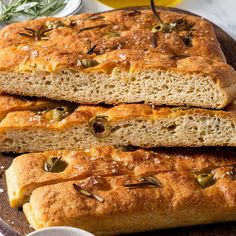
xmin=53 ymin=0 xmax=83 ymax=17
xmin=26 ymin=226 xmax=94 ymax=236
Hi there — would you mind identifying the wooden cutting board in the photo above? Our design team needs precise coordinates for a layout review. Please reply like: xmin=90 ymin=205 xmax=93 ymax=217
xmin=0 ymin=6 xmax=236 ymax=236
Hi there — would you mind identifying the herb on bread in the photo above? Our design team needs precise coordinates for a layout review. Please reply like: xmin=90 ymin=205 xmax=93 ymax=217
xmin=151 ymin=32 xmax=158 ymax=48
xmin=86 ymin=44 xmax=97 ymax=55
xmin=44 ymin=156 xmax=67 ymax=173
xmin=19 ymin=26 xmax=52 ymax=40
xmin=150 ymin=0 xmax=194 ymax=34
xmin=82 ymin=13 xmax=105 ymax=21
xmin=73 ymin=183 xmax=104 ymax=202
xmin=78 ymin=24 xmax=109 ymax=33
xmin=124 ymin=176 xmax=163 ymax=189
xmin=170 ymin=54 xmax=190 ymax=60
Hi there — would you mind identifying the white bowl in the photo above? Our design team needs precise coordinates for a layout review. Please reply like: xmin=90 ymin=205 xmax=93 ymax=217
xmin=26 ymin=226 xmax=94 ymax=236
xmin=53 ymin=0 xmax=83 ymax=17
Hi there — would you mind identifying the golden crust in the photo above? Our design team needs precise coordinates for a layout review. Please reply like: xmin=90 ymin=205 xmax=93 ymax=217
xmin=0 ymin=10 xmax=235 ymax=90
xmin=0 ymin=93 xmax=73 ymax=120
xmin=7 ymin=145 xmax=236 ymax=207
xmin=1 ymin=101 xmax=236 ymax=130
xmin=6 ymin=146 xmax=236 ymax=233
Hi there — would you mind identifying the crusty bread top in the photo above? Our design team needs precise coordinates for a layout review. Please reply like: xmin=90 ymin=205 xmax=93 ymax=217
xmin=8 ymin=145 xmax=236 ymax=187
xmin=0 ymin=93 xmax=74 ymax=120
xmin=0 ymin=9 xmax=235 ymax=89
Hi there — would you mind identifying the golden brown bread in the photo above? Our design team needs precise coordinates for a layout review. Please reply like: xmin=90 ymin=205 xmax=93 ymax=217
xmin=0 ymin=9 xmax=235 ymax=108
xmin=5 ymin=146 xmax=236 ymax=234
xmin=1 ymin=98 xmax=236 ymax=152
xmin=0 ymin=93 xmax=73 ymax=120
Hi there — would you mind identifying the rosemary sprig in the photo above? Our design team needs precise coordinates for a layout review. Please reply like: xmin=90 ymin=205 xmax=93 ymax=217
xmin=83 ymin=13 xmax=105 ymax=21
xmin=124 ymin=176 xmax=163 ymax=189
xmin=150 ymin=0 xmax=163 ymax=23
xmin=86 ymin=44 xmax=97 ymax=55
xmin=73 ymin=183 xmax=104 ymax=202
xmin=0 ymin=0 xmax=67 ymax=23
xmin=78 ymin=24 xmax=109 ymax=33
xmin=170 ymin=54 xmax=190 ymax=60
xmin=19 ymin=25 xmax=52 ymax=40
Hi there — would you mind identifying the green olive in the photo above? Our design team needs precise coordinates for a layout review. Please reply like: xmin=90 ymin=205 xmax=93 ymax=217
xmin=152 ymin=23 xmax=172 ymax=33
xmin=196 ymin=172 xmax=215 ymax=188
xmin=47 ymin=106 xmax=71 ymax=122
xmin=44 ymin=157 xmax=68 ymax=173
xmin=89 ymin=116 xmax=111 ymax=138
xmin=81 ymin=59 xmax=99 ymax=68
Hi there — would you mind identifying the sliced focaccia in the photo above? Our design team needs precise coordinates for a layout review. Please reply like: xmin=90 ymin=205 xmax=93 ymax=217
xmin=1 ymin=101 xmax=236 ymax=152
xmin=0 ymin=93 xmax=73 ymax=120
xmin=6 ymin=146 xmax=236 ymax=234
xmin=7 ymin=145 xmax=236 ymax=208
xmin=0 ymin=9 xmax=235 ymax=108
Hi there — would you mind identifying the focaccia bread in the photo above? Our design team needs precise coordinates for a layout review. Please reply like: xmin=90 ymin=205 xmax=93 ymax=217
xmin=0 ymin=9 xmax=235 ymax=108
xmin=0 ymin=93 xmax=74 ymax=120
xmin=7 ymin=145 xmax=236 ymax=208
xmin=6 ymin=146 xmax=236 ymax=233
xmin=1 ymin=102 xmax=236 ymax=152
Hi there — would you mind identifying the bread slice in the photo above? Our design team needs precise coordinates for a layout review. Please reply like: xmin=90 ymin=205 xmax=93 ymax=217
xmin=7 ymin=145 xmax=236 ymax=208
xmin=0 ymin=9 xmax=235 ymax=108
xmin=1 ymin=101 xmax=236 ymax=152
xmin=6 ymin=146 xmax=235 ymax=233
xmin=0 ymin=93 xmax=74 ymax=120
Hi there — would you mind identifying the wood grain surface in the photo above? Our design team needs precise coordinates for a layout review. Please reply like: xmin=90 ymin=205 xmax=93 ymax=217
xmin=0 ymin=6 xmax=236 ymax=236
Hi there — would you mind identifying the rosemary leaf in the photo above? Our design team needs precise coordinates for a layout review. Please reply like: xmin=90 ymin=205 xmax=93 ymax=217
xmin=150 ymin=0 xmax=163 ymax=23
xmin=73 ymin=183 xmax=104 ymax=202
xmin=170 ymin=54 xmax=190 ymax=60
xmin=151 ymin=32 xmax=158 ymax=48
xmin=86 ymin=44 xmax=97 ymax=55
xmin=83 ymin=14 xmax=105 ymax=21
xmin=124 ymin=176 xmax=163 ymax=189
xmin=78 ymin=24 xmax=109 ymax=33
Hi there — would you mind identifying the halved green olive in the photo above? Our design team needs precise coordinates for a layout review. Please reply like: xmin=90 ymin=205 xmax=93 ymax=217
xmin=152 ymin=23 xmax=171 ymax=33
xmin=47 ymin=106 xmax=71 ymax=122
xmin=44 ymin=157 xmax=68 ymax=173
xmin=81 ymin=59 xmax=99 ymax=68
xmin=196 ymin=172 xmax=215 ymax=188
xmin=89 ymin=116 xmax=111 ymax=138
